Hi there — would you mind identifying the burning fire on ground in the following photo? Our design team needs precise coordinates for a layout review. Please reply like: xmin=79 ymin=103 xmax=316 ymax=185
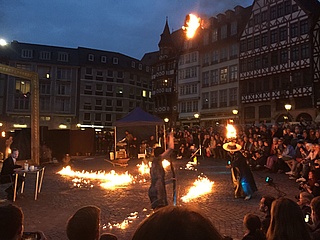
xmin=57 ymin=166 xmax=133 ymax=189
xmin=181 ymin=175 xmax=214 ymax=202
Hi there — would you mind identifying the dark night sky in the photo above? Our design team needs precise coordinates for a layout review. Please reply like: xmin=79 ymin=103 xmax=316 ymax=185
xmin=1 ymin=0 xmax=252 ymax=59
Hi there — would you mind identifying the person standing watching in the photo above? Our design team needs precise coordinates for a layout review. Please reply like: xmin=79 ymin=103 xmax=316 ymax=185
xmin=0 ymin=148 xmax=24 ymax=200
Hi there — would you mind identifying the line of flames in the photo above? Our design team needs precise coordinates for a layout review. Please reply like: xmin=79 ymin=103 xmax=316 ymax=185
xmin=57 ymin=166 xmax=133 ymax=189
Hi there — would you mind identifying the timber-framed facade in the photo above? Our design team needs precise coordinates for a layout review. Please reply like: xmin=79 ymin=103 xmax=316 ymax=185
xmin=239 ymin=0 xmax=320 ymax=124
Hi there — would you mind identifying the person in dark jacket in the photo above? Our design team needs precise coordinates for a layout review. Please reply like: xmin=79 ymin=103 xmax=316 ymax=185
xmin=224 ymin=141 xmax=258 ymax=200
xmin=0 ymin=148 xmax=24 ymax=200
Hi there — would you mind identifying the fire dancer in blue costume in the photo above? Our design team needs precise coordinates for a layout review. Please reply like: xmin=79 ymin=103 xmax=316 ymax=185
xmin=224 ymin=141 xmax=257 ymax=200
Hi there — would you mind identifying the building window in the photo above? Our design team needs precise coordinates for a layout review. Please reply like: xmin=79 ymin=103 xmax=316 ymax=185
xmin=212 ymin=29 xmax=218 ymax=42
xmin=270 ymin=29 xmax=278 ymax=44
xmin=300 ymin=19 xmax=309 ymax=35
xmin=139 ymin=64 xmax=142 ymax=70
xmin=280 ymin=49 xmax=288 ymax=64
xmin=291 ymin=46 xmax=300 ymax=61
xmin=58 ymin=52 xmax=69 ymax=62
xmin=279 ymin=27 xmax=287 ymax=41
xmin=221 ymin=25 xmax=227 ymax=39
xmin=16 ymin=79 xmax=31 ymax=94
xmin=230 ymin=22 xmax=237 ymax=36
xmin=57 ymin=84 xmax=70 ymax=95
xmin=270 ymin=5 xmax=277 ymax=20
xmin=210 ymin=70 xmax=219 ymax=85
xmin=88 ymin=54 xmax=94 ymax=61
xmin=21 ymin=49 xmax=33 ymax=58
xmin=220 ymin=68 xmax=228 ymax=83
xmin=229 ymin=65 xmax=238 ymax=82
xmin=40 ymin=51 xmax=51 ymax=60
xmin=229 ymin=88 xmax=237 ymax=106
xmin=219 ymin=89 xmax=227 ymax=107
xmin=261 ymin=32 xmax=268 ymax=46
xmin=244 ymin=106 xmax=255 ymax=119
xmin=203 ymin=53 xmax=210 ymax=66
xmin=202 ymin=71 xmax=210 ymax=88
xmin=84 ymin=113 xmax=91 ymax=121
xmin=220 ymin=48 xmax=227 ymax=61
xmin=230 ymin=44 xmax=238 ymax=58
xmin=116 ymin=100 xmax=122 ymax=107
xmin=290 ymin=22 xmax=298 ymax=38
xmin=259 ymin=105 xmax=271 ymax=119
xmin=56 ymin=98 xmax=70 ymax=112
xmin=113 ymin=57 xmax=118 ymax=64
xmin=254 ymin=35 xmax=260 ymax=49
xmin=247 ymin=38 xmax=253 ymax=50
xmin=131 ymin=61 xmax=136 ymax=68
xmin=271 ymin=51 xmax=278 ymax=66
xmin=210 ymin=91 xmax=218 ymax=108
xmin=262 ymin=55 xmax=269 ymax=68
xmin=101 ymin=56 xmax=107 ymax=63
xmin=202 ymin=92 xmax=209 ymax=109
xmin=301 ymin=44 xmax=309 ymax=59
xmin=203 ymin=32 xmax=209 ymax=45
xmin=212 ymin=50 xmax=219 ymax=63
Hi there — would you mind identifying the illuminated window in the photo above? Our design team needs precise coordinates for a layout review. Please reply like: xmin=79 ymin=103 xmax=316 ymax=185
xmin=142 ymin=90 xmax=147 ymax=97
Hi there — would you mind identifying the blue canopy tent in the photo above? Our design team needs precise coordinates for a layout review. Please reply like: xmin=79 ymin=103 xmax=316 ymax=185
xmin=113 ymin=107 xmax=165 ymax=159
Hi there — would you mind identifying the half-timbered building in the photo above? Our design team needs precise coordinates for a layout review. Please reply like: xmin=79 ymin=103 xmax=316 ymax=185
xmin=239 ymin=0 xmax=320 ymax=124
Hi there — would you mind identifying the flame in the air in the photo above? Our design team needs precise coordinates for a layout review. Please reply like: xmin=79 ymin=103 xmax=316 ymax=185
xmin=181 ymin=176 xmax=214 ymax=202
xmin=57 ymin=166 xmax=133 ymax=189
xmin=182 ymin=13 xmax=202 ymax=39
xmin=226 ymin=124 xmax=237 ymax=139
xmin=137 ymin=160 xmax=171 ymax=175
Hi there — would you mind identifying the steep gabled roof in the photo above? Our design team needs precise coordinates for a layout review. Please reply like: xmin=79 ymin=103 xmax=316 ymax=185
xmin=158 ymin=19 xmax=173 ymax=48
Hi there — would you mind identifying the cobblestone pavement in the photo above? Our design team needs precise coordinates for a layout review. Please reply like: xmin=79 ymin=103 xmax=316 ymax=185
xmin=0 ymin=156 xmax=299 ymax=240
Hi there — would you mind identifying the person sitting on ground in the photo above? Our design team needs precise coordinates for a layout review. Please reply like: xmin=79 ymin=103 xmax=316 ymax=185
xmin=297 ymin=191 xmax=313 ymax=224
xmin=266 ymin=197 xmax=311 ymax=240
xmin=310 ymin=196 xmax=320 ymax=239
xmin=297 ymin=143 xmax=319 ymax=182
xmin=300 ymin=168 xmax=320 ymax=198
xmin=132 ymin=205 xmax=226 ymax=240
xmin=67 ymin=205 xmax=102 ymax=240
xmin=259 ymin=195 xmax=275 ymax=234
xmin=242 ymin=213 xmax=266 ymax=240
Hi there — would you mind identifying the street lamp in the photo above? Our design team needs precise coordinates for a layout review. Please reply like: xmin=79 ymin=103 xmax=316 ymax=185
xmin=164 ymin=118 xmax=169 ymax=123
xmin=232 ymin=109 xmax=239 ymax=124
xmin=284 ymin=104 xmax=292 ymax=122
xmin=284 ymin=104 xmax=292 ymax=111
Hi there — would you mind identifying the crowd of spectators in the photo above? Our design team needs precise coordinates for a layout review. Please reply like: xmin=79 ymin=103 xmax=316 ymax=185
xmin=172 ymin=122 xmax=320 ymax=186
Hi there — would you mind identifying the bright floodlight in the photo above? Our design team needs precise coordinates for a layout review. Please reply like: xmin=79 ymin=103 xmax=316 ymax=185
xmin=194 ymin=113 xmax=200 ymax=119
xmin=164 ymin=118 xmax=169 ymax=123
xmin=0 ymin=39 xmax=8 ymax=46
xmin=232 ymin=109 xmax=238 ymax=115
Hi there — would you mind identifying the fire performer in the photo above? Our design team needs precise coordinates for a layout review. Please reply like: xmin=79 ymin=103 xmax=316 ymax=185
xmin=148 ymin=132 xmax=174 ymax=209
xmin=224 ymin=140 xmax=257 ymax=200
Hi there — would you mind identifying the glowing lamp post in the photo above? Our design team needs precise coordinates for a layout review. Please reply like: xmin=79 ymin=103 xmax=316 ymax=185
xmin=284 ymin=104 xmax=292 ymax=122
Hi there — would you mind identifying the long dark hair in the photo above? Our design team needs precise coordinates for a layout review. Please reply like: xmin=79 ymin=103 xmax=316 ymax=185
xmin=266 ymin=197 xmax=311 ymax=240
